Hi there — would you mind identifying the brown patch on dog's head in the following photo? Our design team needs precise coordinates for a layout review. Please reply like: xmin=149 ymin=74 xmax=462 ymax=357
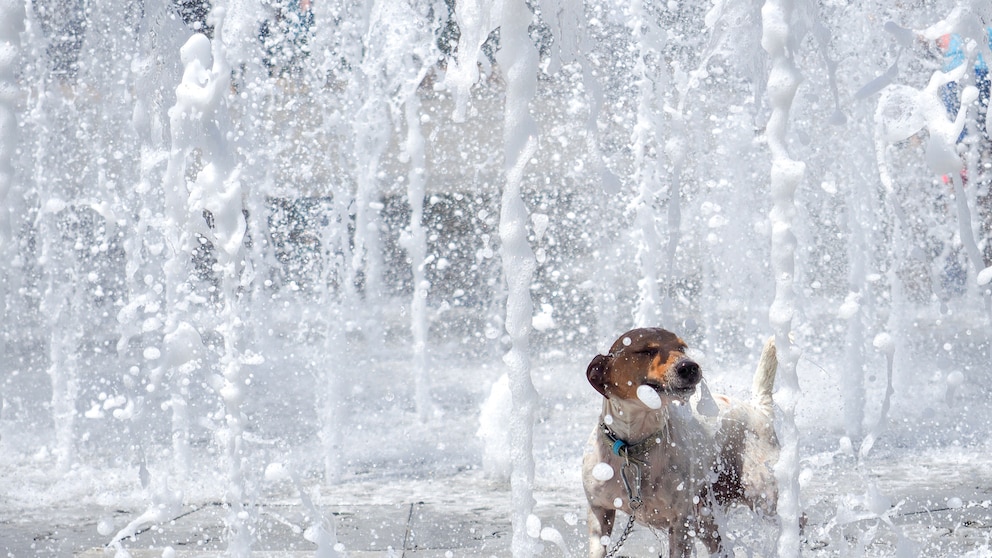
xmin=586 ymin=327 xmax=701 ymax=402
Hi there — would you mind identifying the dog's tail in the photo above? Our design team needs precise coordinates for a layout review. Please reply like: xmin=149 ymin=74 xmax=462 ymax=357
xmin=751 ymin=336 xmax=777 ymax=417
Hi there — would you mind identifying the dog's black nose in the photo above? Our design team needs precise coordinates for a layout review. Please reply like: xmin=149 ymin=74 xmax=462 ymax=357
xmin=674 ymin=360 xmax=701 ymax=384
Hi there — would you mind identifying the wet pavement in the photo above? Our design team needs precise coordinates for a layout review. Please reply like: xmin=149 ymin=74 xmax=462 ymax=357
xmin=4 ymin=453 xmax=992 ymax=558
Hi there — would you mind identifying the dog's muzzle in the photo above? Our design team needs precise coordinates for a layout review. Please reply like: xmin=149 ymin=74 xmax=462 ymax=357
xmin=673 ymin=359 xmax=701 ymax=386
xmin=646 ymin=359 xmax=700 ymax=398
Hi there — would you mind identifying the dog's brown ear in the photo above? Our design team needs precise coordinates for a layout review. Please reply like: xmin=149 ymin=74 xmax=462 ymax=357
xmin=587 ymin=354 xmax=611 ymax=397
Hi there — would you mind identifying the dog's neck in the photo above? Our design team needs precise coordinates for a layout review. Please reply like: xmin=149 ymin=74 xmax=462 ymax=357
xmin=600 ymin=397 xmax=678 ymax=445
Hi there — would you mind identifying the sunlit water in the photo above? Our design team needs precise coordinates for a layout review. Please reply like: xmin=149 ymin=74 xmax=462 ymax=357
xmin=1 ymin=0 xmax=991 ymax=556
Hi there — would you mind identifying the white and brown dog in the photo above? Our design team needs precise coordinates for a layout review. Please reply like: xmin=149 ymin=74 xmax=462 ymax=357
xmin=582 ymin=327 xmax=779 ymax=558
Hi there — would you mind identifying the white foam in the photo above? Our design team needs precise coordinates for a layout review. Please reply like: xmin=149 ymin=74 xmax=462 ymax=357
xmin=531 ymin=303 xmax=556 ymax=332
xmin=477 ymin=374 xmax=512 ymax=481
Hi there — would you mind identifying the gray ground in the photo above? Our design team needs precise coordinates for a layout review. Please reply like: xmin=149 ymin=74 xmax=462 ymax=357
xmin=3 ymin=450 xmax=991 ymax=557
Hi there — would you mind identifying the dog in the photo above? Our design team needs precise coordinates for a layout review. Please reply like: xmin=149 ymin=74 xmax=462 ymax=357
xmin=582 ymin=327 xmax=779 ymax=558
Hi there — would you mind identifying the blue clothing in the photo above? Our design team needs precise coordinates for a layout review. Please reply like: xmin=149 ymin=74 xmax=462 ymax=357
xmin=939 ymin=28 xmax=992 ymax=140
xmin=941 ymin=30 xmax=991 ymax=73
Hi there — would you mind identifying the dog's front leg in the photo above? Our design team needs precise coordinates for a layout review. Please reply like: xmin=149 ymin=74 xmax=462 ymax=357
xmin=587 ymin=505 xmax=615 ymax=558
xmin=668 ymin=520 xmax=695 ymax=558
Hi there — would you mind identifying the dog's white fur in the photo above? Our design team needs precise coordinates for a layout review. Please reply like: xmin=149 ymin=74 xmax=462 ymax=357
xmin=582 ymin=328 xmax=778 ymax=558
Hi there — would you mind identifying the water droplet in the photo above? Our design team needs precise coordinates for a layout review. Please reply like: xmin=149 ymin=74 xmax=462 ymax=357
xmin=592 ymin=462 xmax=614 ymax=481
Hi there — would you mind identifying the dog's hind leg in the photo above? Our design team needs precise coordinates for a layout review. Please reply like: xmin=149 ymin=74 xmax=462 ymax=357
xmin=695 ymin=511 xmax=730 ymax=558
xmin=587 ymin=506 xmax=615 ymax=558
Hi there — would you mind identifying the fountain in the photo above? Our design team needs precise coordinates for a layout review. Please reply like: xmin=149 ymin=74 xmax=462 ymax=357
xmin=2 ymin=1 xmax=992 ymax=556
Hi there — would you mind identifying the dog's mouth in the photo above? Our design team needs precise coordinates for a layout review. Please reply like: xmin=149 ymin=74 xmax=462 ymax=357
xmin=635 ymin=381 xmax=695 ymax=409
xmin=643 ymin=380 xmax=697 ymax=399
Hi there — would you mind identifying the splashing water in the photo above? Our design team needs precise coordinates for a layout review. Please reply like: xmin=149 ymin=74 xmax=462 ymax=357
xmin=2 ymin=1 xmax=992 ymax=556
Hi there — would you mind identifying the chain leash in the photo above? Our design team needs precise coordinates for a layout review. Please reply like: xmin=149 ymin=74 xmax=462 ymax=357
xmin=604 ymin=457 xmax=643 ymax=558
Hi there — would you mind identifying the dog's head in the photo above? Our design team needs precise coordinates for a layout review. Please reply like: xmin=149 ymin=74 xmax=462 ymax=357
xmin=586 ymin=327 xmax=701 ymax=404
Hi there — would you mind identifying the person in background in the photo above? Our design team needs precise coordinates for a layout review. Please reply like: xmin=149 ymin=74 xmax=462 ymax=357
xmin=935 ymin=28 xmax=992 ymax=279
xmin=937 ymin=30 xmax=991 ymax=141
